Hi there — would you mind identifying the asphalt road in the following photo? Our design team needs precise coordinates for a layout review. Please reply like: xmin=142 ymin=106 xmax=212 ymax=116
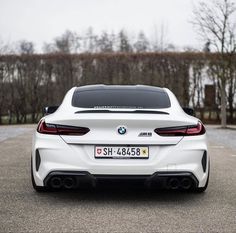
xmin=0 ymin=125 xmax=236 ymax=233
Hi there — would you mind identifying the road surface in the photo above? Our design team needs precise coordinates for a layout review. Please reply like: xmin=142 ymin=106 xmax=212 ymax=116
xmin=0 ymin=125 xmax=235 ymax=232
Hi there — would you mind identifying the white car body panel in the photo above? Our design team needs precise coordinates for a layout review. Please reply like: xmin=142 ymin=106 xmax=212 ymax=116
xmin=31 ymin=85 xmax=209 ymax=190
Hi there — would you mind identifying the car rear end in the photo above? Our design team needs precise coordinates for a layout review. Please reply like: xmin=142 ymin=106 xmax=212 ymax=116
xmin=32 ymin=85 xmax=208 ymax=191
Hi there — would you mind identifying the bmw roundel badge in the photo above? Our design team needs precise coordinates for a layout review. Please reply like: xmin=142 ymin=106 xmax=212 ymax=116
xmin=118 ymin=126 xmax=127 ymax=135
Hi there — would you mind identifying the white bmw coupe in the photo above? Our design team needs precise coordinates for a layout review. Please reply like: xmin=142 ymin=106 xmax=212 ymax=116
xmin=31 ymin=85 xmax=209 ymax=192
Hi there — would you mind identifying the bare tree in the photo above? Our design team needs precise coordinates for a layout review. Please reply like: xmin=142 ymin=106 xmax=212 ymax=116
xmin=47 ymin=30 xmax=80 ymax=54
xmin=203 ymin=41 xmax=211 ymax=53
xmin=134 ymin=31 xmax=149 ymax=52
xmin=118 ymin=30 xmax=133 ymax=52
xmin=83 ymin=27 xmax=97 ymax=53
xmin=192 ymin=0 xmax=236 ymax=128
xmin=151 ymin=23 xmax=169 ymax=52
xmin=0 ymin=39 xmax=9 ymax=54
xmin=42 ymin=42 xmax=55 ymax=53
xmin=18 ymin=40 xmax=35 ymax=54
xmin=96 ymin=31 xmax=114 ymax=52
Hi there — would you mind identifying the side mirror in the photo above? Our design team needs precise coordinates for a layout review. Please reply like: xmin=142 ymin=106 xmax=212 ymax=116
xmin=43 ymin=106 xmax=59 ymax=115
xmin=183 ymin=107 xmax=194 ymax=116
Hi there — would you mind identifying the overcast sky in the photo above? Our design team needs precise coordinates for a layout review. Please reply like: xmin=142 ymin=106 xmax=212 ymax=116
xmin=0 ymin=0 xmax=205 ymax=51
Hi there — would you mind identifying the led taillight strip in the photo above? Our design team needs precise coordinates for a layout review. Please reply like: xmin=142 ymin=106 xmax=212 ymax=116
xmin=155 ymin=122 xmax=205 ymax=136
xmin=37 ymin=120 xmax=90 ymax=135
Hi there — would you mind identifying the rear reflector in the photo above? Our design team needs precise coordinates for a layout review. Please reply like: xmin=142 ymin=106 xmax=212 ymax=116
xmin=155 ymin=122 xmax=205 ymax=136
xmin=35 ymin=149 xmax=41 ymax=171
xmin=37 ymin=120 xmax=90 ymax=135
xmin=201 ymin=151 xmax=207 ymax=173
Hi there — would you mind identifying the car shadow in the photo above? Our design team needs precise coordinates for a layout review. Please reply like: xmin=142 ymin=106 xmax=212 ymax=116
xmin=35 ymin=185 xmax=206 ymax=204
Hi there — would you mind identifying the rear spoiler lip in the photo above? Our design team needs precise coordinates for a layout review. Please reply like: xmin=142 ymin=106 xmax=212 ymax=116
xmin=74 ymin=110 xmax=169 ymax=115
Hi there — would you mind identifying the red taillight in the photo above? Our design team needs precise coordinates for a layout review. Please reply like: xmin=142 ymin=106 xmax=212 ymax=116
xmin=154 ymin=127 xmax=187 ymax=136
xmin=37 ymin=120 xmax=57 ymax=134
xmin=186 ymin=122 xmax=205 ymax=135
xmin=37 ymin=120 xmax=90 ymax=135
xmin=155 ymin=122 xmax=205 ymax=137
xmin=56 ymin=125 xmax=90 ymax=135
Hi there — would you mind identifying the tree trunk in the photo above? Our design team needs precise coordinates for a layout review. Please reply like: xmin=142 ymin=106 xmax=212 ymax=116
xmin=228 ymin=77 xmax=234 ymax=124
xmin=220 ymin=82 xmax=227 ymax=128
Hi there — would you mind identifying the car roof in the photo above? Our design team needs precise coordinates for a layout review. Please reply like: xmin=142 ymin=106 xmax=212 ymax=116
xmin=74 ymin=84 xmax=166 ymax=93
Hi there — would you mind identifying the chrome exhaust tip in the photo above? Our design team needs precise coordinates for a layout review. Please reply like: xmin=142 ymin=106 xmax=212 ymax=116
xmin=50 ymin=177 xmax=62 ymax=189
xmin=180 ymin=178 xmax=192 ymax=190
xmin=168 ymin=178 xmax=180 ymax=190
xmin=63 ymin=177 xmax=76 ymax=189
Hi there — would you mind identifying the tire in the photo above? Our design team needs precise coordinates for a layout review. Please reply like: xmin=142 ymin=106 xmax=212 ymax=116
xmin=31 ymin=157 xmax=48 ymax=192
xmin=193 ymin=161 xmax=210 ymax=193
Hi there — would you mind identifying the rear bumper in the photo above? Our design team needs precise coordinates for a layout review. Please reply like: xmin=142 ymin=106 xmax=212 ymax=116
xmin=32 ymin=131 xmax=208 ymax=188
xmin=43 ymin=170 xmax=199 ymax=190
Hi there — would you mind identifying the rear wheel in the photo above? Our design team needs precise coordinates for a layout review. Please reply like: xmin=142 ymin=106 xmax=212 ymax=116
xmin=31 ymin=157 xmax=48 ymax=192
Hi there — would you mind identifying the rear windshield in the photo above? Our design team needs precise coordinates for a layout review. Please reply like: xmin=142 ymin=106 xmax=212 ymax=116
xmin=72 ymin=89 xmax=171 ymax=109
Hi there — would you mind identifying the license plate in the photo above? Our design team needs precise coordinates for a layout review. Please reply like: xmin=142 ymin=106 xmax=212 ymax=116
xmin=94 ymin=146 xmax=149 ymax=159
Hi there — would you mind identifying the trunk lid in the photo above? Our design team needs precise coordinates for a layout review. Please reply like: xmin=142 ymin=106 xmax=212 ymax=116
xmin=46 ymin=111 xmax=197 ymax=145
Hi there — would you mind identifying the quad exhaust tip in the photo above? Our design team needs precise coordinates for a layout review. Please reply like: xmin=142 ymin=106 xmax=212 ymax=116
xmin=50 ymin=176 xmax=77 ymax=189
xmin=180 ymin=178 xmax=192 ymax=190
xmin=63 ymin=177 xmax=76 ymax=189
xmin=168 ymin=178 xmax=180 ymax=190
xmin=167 ymin=177 xmax=193 ymax=190
xmin=50 ymin=177 xmax=63 ymax=189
